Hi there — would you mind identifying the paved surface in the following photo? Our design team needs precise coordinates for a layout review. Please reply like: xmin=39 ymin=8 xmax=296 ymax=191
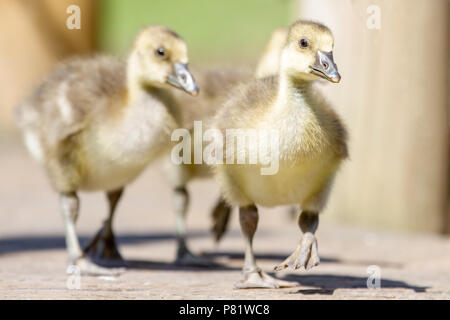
xmin=1 ymin=137 xmax=449 ymax=299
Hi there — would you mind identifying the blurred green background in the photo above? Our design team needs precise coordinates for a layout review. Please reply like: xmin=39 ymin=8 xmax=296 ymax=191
xmin=98 ymin=0 xmax=293 ymax=63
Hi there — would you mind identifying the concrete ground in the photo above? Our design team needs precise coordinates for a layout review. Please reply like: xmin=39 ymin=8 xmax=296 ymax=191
xmin=1 ymin=137 xmax=449 ymax=300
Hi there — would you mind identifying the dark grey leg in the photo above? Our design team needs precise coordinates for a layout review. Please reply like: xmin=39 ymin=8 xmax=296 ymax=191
xmin=84 ymin=188 xmax=126 ymax=267
xmin=61 ymin=191 xmax=124 ymax=276
xmin=234 ymin=205 xmax=298 ymax=289
xmin=173 ymin=186 xmax=214 ymax=267
xmin=211 ymin=198 xmax=232 ymax=242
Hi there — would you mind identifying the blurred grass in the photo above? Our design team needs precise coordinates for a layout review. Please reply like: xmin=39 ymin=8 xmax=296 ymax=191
xmin=98 ymin=0 xmax=292 ymax=64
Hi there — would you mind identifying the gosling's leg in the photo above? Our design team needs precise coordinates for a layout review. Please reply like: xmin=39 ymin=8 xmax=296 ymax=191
xmin=60 ymin=192 xmax=83 ymax=264
xmin=287 ymin=205 xmax=299 ymax=220
xmin=60 ymin=192 xmax=123 ymax=276
xmin=234 ymin=205 xmax=299 ymax=289
xmin=211 ymin=198 xmax=232 ymax=242
xmin=84 ymin=188 xmax=126 ymax=267
xmin=274 ymin=210 xmax=320 ymax=271
xmin=173 ymin=186 xmax=213 ymax=267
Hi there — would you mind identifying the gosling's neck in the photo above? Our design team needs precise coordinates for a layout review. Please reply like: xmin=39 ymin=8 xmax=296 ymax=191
xmin=275 ymin=71 xmax=313 ymax=113
xmin=123 ymin=53 xmax=180 ymax=125
xmin=125 ymin=52 xmax=167 ymax=105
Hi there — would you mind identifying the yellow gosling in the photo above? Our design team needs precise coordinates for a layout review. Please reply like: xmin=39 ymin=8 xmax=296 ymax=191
xmin=210 ymin=20 xmax=347 ymax=288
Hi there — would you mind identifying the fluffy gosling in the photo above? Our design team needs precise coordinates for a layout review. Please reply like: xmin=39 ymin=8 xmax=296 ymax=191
xmin=15 ymin=25 xmax=198 ymax=275
xmin=210 ymin=20 xmax=347 ymax=288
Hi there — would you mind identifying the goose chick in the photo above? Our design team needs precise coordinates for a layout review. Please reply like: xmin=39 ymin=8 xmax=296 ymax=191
xmin=15 ymin=25 xmax=198 ymax=275
xmin=82 ymin=66 xmax=251 ymax=268
xmin=210 ymin=20 xmax=347 ymax=289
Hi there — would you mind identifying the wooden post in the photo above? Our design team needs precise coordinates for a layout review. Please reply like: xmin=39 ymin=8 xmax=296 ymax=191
xmin=0 ymin=0 xmax=96 ymax=132
xmin=297 ymin=0 xmax=449 ymax=233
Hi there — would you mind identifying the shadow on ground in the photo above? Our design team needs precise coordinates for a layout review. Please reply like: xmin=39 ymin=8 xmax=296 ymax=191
xmin=0 ymin=233 xmax=164 ymax=254
xmin=203 ymin=251 xmax=340 ymax=264
xmin=0 ymin=231 xmax=242 ymax=272
xmin=277 ymin=273 xmax=428 ymax=295
xmin=203 ymin=251 xmax=405 ymax=269
xmin=0 ymin=231 xmax=214 ymax=255
xmin=123 ymin=259 xmax=240 ymax=272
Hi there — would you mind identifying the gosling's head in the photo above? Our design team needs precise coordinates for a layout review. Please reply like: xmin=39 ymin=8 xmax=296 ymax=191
xmin=129 ymin=25 xmax=199 ymax=95
xmin=280 ymin=20 xmax=340 ymax=83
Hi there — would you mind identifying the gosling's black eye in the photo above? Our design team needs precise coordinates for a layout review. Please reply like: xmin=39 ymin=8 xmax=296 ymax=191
xmin=156 ymin=47 xmax=166 ymax=57
xmin=299 ymin=39 xmax=309 ymax=48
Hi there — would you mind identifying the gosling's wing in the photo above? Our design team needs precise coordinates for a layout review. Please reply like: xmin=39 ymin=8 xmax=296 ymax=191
xmin=16 ymin=56 xmax=126 ymax=145
xmin=309 ymin=86 xmax=348 ymax=158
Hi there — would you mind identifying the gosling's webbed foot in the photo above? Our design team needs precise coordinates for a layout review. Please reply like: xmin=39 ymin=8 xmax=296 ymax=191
xmin=234 ymin=268 xmax=299 ymax=289
xmin=83 ymin=224 xmax=127 ymax=268
xmin=174 ymin=247 xmax=218 ymax=268
xmin=274 ymin=232 xmax=320 ymax=271
xmin=67 ymin=257 xmax=125 ymax=276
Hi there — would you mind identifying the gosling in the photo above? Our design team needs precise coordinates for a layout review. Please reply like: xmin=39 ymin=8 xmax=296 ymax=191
xmin=15 ymin=25 xmax=198 ymax=275
xmin=83 ymin=66 xmax=251 ymax=267
xmin=210 ymin=20 xmax=347 ymax=288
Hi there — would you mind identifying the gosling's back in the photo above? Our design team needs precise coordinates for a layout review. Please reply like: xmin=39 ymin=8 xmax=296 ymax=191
xmin=16 ymin=56 xmax=126 ymax=156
